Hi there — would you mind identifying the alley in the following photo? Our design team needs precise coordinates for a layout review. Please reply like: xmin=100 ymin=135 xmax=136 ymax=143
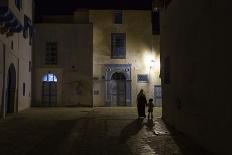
xmin=0 ymin=107 xmax=208 ymax=155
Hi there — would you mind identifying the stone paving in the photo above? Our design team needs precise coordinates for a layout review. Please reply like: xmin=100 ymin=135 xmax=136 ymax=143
xmin=0 ymin=107 xmax=209 ymax=155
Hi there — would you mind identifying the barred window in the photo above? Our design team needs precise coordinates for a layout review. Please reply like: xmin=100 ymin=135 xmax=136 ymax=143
xmin=113 ymin=10 xmax=123 ymax=24
xmin=45 ymin=42 xmax=57 ymax=65
xmin=111 ymin=33 xmax=126 ymax=59
xmin=137 ymin=74 xmax=149 ymax=83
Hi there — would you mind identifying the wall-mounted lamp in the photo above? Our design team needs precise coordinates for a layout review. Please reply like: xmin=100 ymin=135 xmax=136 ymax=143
xmin=150 ymin=60 xmax=156 ymax=68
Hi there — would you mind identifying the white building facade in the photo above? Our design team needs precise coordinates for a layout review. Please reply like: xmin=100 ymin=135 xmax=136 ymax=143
xmin=0 ymin=0 xmax=33 ymax=118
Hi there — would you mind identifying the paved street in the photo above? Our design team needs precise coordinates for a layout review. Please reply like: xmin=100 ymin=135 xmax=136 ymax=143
xmin=0 ymin=107 xmax=208 ymax=155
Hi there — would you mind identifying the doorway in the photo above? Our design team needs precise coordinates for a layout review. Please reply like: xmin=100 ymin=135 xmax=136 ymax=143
xmin=154 ymin=85 xmax=162 ymax=107
xmin=105 ymin=64 xmax=131 ymax=106
xmin=42 ymin=73 xmax=57 ymax=106
xmin=111 ymin=72 xmax=126 ymax=106
xmin=6 ymin=64 xmax=16 ymax=113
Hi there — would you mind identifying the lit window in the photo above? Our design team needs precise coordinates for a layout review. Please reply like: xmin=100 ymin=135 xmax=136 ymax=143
xmin=113 ymin=10 xmax=122 ymax=24
xmin=137 ymin=74 xmax=149 ymax=83
xmin=42 ymin=73 xmax=58 ymax=82
xmin=111 ymin=33 xmax=126 ymax=59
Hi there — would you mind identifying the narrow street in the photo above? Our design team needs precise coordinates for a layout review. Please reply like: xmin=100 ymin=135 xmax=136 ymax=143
xmin=0 ymin=107 xmax=209 ymax=155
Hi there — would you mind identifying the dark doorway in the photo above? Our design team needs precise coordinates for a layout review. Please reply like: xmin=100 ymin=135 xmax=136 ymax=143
xmin=6 ymin=64 xmax=16 ymax=113
xmin=42 ymin=73 xmax=57 ymax=106
xmin=111 ymin=72 xmax=126 ymax=106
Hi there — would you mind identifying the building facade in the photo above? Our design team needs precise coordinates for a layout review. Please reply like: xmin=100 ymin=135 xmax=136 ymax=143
xmin=0 ymin=0 xmax=33 ymax=118
xmin=33 ymin=10 xmax=161 ymax=107
xmin=33 ymin=23 xmax=93 ymax=106
xmin=154 ymin=0 xmax=231 ymax=154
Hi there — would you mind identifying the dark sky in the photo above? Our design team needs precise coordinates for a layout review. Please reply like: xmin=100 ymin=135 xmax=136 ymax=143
xmin=35 ymin=0 xmax=152 ymax=18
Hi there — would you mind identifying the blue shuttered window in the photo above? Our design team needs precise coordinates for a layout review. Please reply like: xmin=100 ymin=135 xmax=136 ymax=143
xmin=111 ymin=33 xmax=126 ymax=59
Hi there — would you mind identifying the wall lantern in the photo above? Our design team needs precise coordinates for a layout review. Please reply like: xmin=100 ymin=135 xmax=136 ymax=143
xmin=150 ymin=60 xmax=156 ymax=68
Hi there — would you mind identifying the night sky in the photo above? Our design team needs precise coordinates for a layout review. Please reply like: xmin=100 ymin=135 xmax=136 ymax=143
xmin=34 ymin=0 xmax=152 ymax=21
xmin=34 ymin=0 xmax=152 ymax=14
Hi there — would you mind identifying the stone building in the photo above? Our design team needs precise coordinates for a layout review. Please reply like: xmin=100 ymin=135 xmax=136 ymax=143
xmin=0 ymin=0 xmax=33 ymax=118
xmin=154 ymin=0 xmax=231 ymax=154
xmin=33 ymin=10 xmax=161 ymax=107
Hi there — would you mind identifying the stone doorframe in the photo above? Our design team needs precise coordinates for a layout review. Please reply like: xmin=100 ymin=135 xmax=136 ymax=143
xmin=105 ymin=64 xmax=131 ymax=106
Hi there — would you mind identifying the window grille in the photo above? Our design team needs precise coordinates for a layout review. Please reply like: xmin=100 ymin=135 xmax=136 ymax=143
xmin=45 ymin=42 xmax=57 ymax=65
xmin=111 ymin=33 xmax=126 ymax=59
xmin=137 ymin=74 xmax=149 ymax=83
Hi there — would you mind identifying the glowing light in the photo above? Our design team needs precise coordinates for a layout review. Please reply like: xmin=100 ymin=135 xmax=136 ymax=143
xmin=150 ymin=60 xmax=156 ymax=68
xmin=143 ymin=52 xmax=155 ymax=68
xmin=42 ymin=73 xmax=57 ymax=82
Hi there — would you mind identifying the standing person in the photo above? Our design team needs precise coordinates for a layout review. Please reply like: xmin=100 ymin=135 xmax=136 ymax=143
xmin=147 ymin=98 xmax=154 ymax=119
xmin=137 ymin=89 xmax=147 ymax=118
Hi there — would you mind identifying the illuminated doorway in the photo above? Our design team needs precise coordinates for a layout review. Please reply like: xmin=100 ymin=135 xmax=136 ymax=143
xmin=6 ymin=64 xmax=16 ymax=113
xmin=42 ymin=73 xmax=57 ymax=106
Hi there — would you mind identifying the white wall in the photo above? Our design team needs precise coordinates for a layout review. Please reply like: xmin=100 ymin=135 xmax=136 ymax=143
xmin=0 ymin=0 xmax=33 ymax=115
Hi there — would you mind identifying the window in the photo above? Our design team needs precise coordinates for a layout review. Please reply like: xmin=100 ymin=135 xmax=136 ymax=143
xmin=15 ymin=0 xmax=22 ymax=11
xmin=3 ymin=44 xmax=6 ymax=53
xmin=23 ymin=83 xmax=25 ymax=96
xmin=137 ymin=74 xmax=149 ymax=83
xmin=111 ymin=33 xmax=126 ymax=59
xmin=42 ymin=73 xmax=58 ymax=82
xmin=23 ymin=28 xmax=28 ymax=39
xmin=29 ymin=61 xmax=31 ymax=72
xmin=45 ymin=42 xmax=57 ymax=65
xmin=152 ymin=11 xmax=160 ymax=34
xmin=164 ymin=56 xmax=170 ymax=84
xmin=113 ymin=10 xmax=122 ymax=24
xmin=29 ymin=27 xmax=33 ymax=45
xmin=11 ymin=41 xmax=13 ymax=50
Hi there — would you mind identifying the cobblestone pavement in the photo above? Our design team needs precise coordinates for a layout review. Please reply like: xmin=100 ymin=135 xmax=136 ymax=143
xmin=0 ymin=107 xmax=208 ymax=155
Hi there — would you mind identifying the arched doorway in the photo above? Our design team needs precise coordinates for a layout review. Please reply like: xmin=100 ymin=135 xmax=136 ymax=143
xmin=105 ymin=64 xmax=131 ymax=106
xmin=42 ymin=73 xmax=57 ymax=106
xmin=6 ymin=64 xmax=16 ymax=113
xmin=111 ymin=72 xmax=126 ymax=106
